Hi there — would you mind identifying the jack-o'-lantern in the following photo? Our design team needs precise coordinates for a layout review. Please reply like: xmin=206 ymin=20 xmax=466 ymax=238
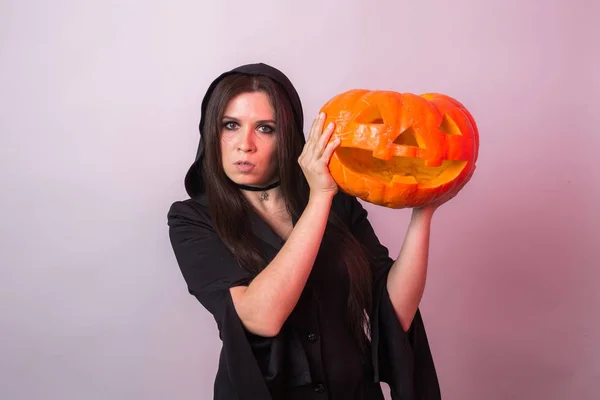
xmin=320 ymin=89 xmax=479 ymax=208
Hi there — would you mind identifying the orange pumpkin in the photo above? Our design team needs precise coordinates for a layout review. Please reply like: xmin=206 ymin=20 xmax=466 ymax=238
xmin=320 ymin=89 xmax=479 ymax=208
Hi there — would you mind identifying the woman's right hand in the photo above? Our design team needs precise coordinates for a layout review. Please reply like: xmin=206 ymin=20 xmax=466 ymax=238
xmin=298 ymin=112 xmax=341 ymax=198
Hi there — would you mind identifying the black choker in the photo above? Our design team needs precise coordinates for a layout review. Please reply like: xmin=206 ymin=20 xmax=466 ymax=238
xmin=235 ymin=181 xmax=281 ymax=192
xmin=235 ymin=181 xmax=280 ymax=200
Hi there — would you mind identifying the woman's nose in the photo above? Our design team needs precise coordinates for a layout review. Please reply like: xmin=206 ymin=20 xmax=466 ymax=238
xmin=237 ymin=128 xmax=256 ymax=152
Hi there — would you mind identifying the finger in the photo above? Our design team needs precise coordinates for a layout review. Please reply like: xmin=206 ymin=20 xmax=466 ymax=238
xmin=316 ymin=121 xmax=336 ymax=153
xmin=306 ymin=113 xmax=321 ymax=144
xmin=298 ymin=141 xmax=310 ymax=165
xmin=320 ymin=136 xmax=341 ymax=163
xmin=308 ymin=112 xmax=325 ymax=144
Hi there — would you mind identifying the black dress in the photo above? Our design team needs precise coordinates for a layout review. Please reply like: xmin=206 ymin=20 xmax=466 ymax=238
xmin=167 ymin=191 xmax=441 ymax=400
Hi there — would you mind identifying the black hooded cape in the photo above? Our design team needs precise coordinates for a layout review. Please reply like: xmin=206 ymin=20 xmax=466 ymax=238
xmin=167 ymin=62 xmax=441 ymax=399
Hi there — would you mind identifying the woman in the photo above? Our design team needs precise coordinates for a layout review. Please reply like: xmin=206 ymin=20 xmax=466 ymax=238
xmin=167 ymin=62 xmax=443 ymax=399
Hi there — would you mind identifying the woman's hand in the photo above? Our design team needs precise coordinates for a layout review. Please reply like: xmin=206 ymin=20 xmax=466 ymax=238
xmin=298 ymin=112 xmax=341 ymax=199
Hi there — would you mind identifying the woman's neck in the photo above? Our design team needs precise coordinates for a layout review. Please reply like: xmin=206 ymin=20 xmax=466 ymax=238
xmin=242 ymin=186 xmax=287 ymax=215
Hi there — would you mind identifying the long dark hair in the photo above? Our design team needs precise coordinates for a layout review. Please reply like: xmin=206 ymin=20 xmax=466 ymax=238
xmin=201 ymin=73 xmax=373 ymax=357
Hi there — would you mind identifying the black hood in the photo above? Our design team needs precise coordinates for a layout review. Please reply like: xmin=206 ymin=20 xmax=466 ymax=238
xmin=184 ymin=62 xmax=305 ymax=200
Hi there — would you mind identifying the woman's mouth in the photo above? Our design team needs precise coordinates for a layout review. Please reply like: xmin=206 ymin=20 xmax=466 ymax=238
xmin=234 ymin=161 xmax=255 ymax=173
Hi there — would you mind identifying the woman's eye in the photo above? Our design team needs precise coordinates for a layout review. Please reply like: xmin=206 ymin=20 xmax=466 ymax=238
xmin=223 ymin=121 xmax=238 ymax=130
xmin=258 ymin=125 xmax=275 ymax=134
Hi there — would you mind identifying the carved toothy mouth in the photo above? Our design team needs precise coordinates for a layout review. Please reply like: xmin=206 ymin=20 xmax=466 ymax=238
xmin=335 ymin=147 xmax=467 ymax=187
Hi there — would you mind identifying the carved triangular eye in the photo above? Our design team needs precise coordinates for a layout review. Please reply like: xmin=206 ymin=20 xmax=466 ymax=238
xmin=393 ymin=126 xmax=426 ymax=149
xmin=355 ymin=106 xmax=384 ymax=125
xmin=439 ymin=114 xmax=462 ymax=135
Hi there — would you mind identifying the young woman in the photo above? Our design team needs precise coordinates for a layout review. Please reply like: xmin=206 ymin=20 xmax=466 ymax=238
xmin=167 ymin=62 xmax=443 ymax=400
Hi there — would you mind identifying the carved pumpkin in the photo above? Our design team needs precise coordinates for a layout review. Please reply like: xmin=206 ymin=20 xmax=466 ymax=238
xmin=320 ymin=89 xmax=479 ymax=208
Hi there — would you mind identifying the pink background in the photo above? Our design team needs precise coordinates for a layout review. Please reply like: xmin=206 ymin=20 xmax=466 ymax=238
xmin=1 ymin=0 xmax=598 ymax=399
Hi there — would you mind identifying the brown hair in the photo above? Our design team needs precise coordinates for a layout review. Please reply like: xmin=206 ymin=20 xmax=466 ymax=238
xmin=201 ymin=73 xmax=373 ymax=358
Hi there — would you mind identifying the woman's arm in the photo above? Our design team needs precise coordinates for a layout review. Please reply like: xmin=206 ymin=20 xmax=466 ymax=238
xmin=386 ymin=172 xmax=473 ymax=332
xmin=230 ymin=193 xmax=333 ymax=337
xmin=385 ymin=207 xmax=435 ymax=332
xmin=230 ymin=113 xmax=341 ymax=337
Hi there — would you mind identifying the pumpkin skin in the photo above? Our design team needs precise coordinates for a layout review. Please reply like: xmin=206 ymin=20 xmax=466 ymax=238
xmin=320 ymin=89 xmax=479 ymax=208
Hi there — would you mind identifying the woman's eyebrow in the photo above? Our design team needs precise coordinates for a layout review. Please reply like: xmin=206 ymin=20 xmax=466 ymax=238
xmin=222 ymin=116 xmax=276 ymax=124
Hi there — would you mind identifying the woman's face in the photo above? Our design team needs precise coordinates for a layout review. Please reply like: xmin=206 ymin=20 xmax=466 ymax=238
xmin=220 ymin=91 xmax=279 ymax=187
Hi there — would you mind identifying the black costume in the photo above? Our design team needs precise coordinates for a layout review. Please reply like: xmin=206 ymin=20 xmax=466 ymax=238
xmin=167 ymin=63 xmax=441 ymax=399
